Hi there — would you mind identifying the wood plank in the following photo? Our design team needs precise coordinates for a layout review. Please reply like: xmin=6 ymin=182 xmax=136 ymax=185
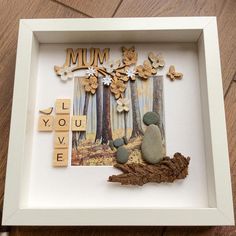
xmin=163 ymin=226 xmax=236 ymax=235
xmin=115 ymin=0 xmax=236 ymax=95
xmin=55 ymin=0 xmax=122 ymax=17
xmin=9 ymin=226 xmax=165 ymax=236
xmin=225 ymin=80 xmax=236 ymax=235
xmin=216 ymin=1 xmax=236 ymax=96
xmin=0 ymin=0 xmax=86 ymax=208
xmin=225 ymin=82 xmax=236 ymax=176
xmin=115 ymin=0 xmax=216 ymax=17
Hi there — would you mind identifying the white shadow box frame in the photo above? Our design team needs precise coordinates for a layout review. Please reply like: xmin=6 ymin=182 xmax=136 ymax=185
xmin=2 ymin=17 xmax=234 ymax=226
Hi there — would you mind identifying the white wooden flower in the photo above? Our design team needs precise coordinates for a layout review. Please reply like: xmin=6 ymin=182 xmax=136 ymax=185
xmin=102 ymin=75 xmax=112 ymax=86
xmin=126 ymin=68 xmax=136 ymax=80
xmin=117 ymin=98 xmax=130 ymax=113
xmin=103 ymin=59 xmax=121 ymax=73
xmin=57 ymin=66 xmax=74 ymax=81
xmin=86 ymin=67 xmax=96 ymax=76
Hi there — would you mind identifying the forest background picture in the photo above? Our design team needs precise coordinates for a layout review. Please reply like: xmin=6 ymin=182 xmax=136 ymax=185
xmin=72 ymin=73 xmax=165 ymax=166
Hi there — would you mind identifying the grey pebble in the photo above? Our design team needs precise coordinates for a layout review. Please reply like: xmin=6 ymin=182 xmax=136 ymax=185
xmin=141 ymin=124 xmax=163 ymax=164
xmin=113 ymin=138 xmax=124 ymax=148
xmin=143 ymin=111 xmax=160 ymax=126
xmin=116 ymin=146 xmax=129 ymax=164
xmin=122 ymin=136 xmax=128 ymax=145
xmin=109 ymin=140 xmax=115 ymax=151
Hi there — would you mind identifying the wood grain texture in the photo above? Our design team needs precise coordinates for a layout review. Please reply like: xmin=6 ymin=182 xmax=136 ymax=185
xmin=225 ymin=81 xmax=236 ymax=233
xmin=55 ymin=0 xmax=122 ymax=17
xmin=225 ymin=82 xmax=236 ymax=174
xmin=9 ymin=226 xmax=165 ymax=236
xmin=0 ymin=0 xmax=235 ymax=235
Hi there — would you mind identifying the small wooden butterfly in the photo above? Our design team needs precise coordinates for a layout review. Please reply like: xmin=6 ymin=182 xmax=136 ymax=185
xmin=167 ymin=65 xmax=183 ymax=81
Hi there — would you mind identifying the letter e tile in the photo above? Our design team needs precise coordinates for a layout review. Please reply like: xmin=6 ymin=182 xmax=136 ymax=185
xmin=71 ymin=115 xmax=87 ymax=131
xmin=38 ymin=115 xmax=54 ymax=131
xmin=53 ymin=149 xmax=68 ymax=167
xmin=55 ymin=99 xmax=71 ymax=114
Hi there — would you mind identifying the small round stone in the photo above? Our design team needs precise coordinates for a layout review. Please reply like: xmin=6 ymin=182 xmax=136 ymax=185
xmin=143 ymin=111 xmax=160 ymax=126
xmin=122 ymin=136 xmax=128 ymax=145
xmin=113 ymin=138 xmax=124 ymax=148
xmin=109 ymin=140 xmax=115 ymax=151
xmin=116 ymin=146 xmax=129 ymax=164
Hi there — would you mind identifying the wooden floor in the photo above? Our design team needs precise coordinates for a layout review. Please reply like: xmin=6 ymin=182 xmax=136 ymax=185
xmin=0 ymin=0 xmax=236 ymax=235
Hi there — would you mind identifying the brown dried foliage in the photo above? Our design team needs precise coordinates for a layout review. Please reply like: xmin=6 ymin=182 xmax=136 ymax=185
xmin=108 ymin=153 xmax=190 ymax=186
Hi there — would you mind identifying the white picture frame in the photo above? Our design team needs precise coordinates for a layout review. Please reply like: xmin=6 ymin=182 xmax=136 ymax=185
xmin=2 ymin=17 xmax=234 ymax=226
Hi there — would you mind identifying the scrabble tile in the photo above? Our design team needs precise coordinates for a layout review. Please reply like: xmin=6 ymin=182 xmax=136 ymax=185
xmin=71 ymin=115 xmax=87 ymax=131
xmin=55 ymin=99 xmax=71 ymax=114
xmin=54 ymin=132 xmax=69 ymax=149
xmin=55 ymin=115 xmax=70 ymax=131
xmin=53 ymin=149 xmax=68 ymax=167
xmin=38 ymin=115 xmax=54 ymax=131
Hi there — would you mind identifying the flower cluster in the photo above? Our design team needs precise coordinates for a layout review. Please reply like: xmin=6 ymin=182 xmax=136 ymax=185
xmin=103 ymin=59 xmax=121 ymax=74
xmin=81 ymin=67 xmax=99 ymax=94
xmin=100 ymin=47 xmax=139 ymax=99
xmin=110 ymin=77 xmax=126 ymax=99
xmin=135 ymin=52 xmax=165 ymax=80
xmin=82 ymin=76 xmax=98 ymax=94
xmin=116 ymin=98 xmax=129 ymax=113
xmin=102 ymin=58 xmax=128 ymax=99
xmin=90 ymin=49 xmax=164 ymax=98
xmin=122 ymin=47 xmax=138 ymax=65
xmin=55 ymin=66 xmax=74 ymax=81
xmin=136 ymin=60 xmax=157 ymax=80
xmin=55 ymin=47 xmax=167 ymax=101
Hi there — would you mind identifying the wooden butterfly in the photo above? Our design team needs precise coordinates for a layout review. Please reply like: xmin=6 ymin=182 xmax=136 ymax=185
xmin=167 ymin=65 xmax=183 ymax=81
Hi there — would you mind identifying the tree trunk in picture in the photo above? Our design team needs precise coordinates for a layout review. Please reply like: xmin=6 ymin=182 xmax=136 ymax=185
xmin=79 ymin=92 xmax=90 ymax=140
xmin=130 ymin=80 xmax=144 ymax=139
xmin=101 ymin=85 xmax=112 ymax=144
xmin=72 ymin=103 xmax=78 ymax=149
xmin=72 ymin=93 xmax=77 ymax=148
xmin=72 ymin=132 xmax=77 ymax=149
xmin=73 ymin=77 xmax=82 ymax=149
xmin=152 ymin=76 xmax=160 ymax=114
xmin=95 ymin=77 xmax=103 ymax=142
xmin=72 ymin=122 xmax=78 ymax=149
xmin=124 ymin=112 xmax=128 ymax=139
xmin=152 ymin=76 xmax=165 ymax=139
